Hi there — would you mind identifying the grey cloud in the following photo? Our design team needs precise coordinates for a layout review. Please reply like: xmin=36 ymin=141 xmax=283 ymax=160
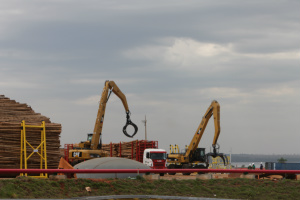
xmin=0 ymin=0 xmax=299 ymax=154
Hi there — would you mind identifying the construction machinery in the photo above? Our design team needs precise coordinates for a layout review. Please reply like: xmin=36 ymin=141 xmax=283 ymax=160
xmin=167 ymin=100 xmax=228 ymax=175
xmin=69 ymin=80 xmax=138 ymax=164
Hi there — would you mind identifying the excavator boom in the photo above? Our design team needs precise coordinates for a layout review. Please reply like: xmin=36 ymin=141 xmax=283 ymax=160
xmin=69 ymin=80 xmax=138 ymax=163
xmin=167 ymin=100 xmax=227 ymax=172
xmin=184 ymin=100 xmax=220 ymax=158
xmin=91 ymin=80 xmax=138 ymax=150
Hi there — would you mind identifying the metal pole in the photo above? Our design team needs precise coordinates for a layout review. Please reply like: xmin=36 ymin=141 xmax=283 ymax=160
xmin=229 ymin=147 xmax=232 ymax=166
xmin=142 ymin=115 xmax=147 ymax=140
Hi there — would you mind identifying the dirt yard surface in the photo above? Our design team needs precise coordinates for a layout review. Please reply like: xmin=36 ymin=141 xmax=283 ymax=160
xmin=160 ymin=173 xmax=198 ymax=180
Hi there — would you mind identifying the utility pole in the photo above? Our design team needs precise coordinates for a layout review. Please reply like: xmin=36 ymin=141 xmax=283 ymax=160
xmin=142 ymin=115 xmax=147 ymax=140
xmin=229 ymin=147 xmax=232 ymax=165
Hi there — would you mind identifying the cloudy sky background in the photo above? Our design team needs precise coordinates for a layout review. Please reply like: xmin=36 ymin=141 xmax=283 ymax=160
xmin=1 ymin=0 xmax=299 ymax=155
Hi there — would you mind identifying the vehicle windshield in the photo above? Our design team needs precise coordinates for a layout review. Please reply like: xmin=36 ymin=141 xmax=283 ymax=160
xmin=150 ymin=153 xmax=166 ymax=160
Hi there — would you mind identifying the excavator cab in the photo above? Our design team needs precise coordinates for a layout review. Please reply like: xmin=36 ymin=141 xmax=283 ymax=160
xmin=87 ymin=133 xmax=93 ymax=142
xmin=190 ymin=148 xmax=206 ymax=162
xmin=86 ymin=133 xmax=103 ymax=149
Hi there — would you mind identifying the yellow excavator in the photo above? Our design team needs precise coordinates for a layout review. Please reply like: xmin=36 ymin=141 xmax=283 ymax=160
xmin=167 ymin=100 xmax=228 ymax=175
xmin=69 ymin=80 xmax=138 ymax=164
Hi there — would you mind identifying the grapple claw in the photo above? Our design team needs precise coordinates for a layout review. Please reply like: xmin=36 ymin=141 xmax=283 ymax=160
xmin=206 ymin=152 xmax=228 ymax=166
xmin=219 ymin=154 xmax=229 ymax=166
xmin=123 ymin=112 xmax=138 ymax=138
xmin=206 ymin=145 xmax=228 ymax=166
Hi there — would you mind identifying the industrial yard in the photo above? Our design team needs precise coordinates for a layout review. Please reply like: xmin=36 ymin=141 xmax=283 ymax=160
xmin=1 ymin=0 xmax=299 ymax=199
xmin=1 ymin=90 xmax=300 ymax=200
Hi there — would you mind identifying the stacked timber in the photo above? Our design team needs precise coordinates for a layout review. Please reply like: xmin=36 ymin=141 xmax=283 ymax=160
xmin=102 ymin=141 xmax=138 ymax=159
xmin=102 ymin=140 xmax=157 ymax=161
xmin=0 ymin=95 xmax=61 ymax=170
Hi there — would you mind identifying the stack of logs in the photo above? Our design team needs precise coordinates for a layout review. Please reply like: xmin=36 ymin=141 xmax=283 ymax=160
xmin=102 ymin=141 xmax=138 ymax=159
xmin=101 ymin=140 xmax=157 ymax=161
xmin=0 ymin=95 xmax=61 ymax=170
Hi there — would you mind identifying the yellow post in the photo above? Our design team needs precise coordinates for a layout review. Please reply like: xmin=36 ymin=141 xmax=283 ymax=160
xmin=20 ymin=120 xmax=24 ymax=176
xmin=23 ymin=120 xmax=28 ymax=176
xmin=174 ymin=145 xmax=179 ymax=153
xmin=20 ymin=120 xmax=48 ymax=178
xmin=42 ymin=121 xmax=47 ymax=177
xmin=40 ymin=123 xmax=43 ymax=174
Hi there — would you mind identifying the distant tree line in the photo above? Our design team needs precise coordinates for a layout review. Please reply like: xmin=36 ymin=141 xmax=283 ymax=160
xmin=277 ymin=157 xmax=287 ymax=163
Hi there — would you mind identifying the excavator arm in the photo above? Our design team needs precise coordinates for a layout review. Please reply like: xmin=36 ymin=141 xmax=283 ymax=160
xmin=184 ymin=100 xmax=228 ymax=165
xmin=90 ymin=80 xmax=138 ymax=150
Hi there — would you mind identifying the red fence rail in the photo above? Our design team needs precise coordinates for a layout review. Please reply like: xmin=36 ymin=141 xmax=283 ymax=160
xmin=1 ymin=169 xmax=300 ymax=174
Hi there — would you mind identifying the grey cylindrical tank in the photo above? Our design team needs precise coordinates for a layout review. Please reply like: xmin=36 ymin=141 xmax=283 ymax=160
xmin=74 ymin=157 xmax=150 ymax=179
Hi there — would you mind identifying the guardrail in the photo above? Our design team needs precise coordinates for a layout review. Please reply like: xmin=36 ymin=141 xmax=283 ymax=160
xmin=1 ymin=169 xmax=300 ymax=174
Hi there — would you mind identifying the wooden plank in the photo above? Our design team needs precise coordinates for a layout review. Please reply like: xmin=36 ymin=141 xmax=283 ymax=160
xmin=0 ymin=95 xmax=61 ymax=170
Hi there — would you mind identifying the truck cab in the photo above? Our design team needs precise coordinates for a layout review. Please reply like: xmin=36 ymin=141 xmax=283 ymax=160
xmin=143 ymin=148 xmax=167 ymax=173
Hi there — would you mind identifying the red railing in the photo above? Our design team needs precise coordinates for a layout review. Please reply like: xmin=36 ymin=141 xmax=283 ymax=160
xmin=64 ymin=144 xmax=73 ymax=162
xmin=136 ymin=140 xmax=158 ymax=163
xmin=1 ymin=169 xmax=300 ymax=174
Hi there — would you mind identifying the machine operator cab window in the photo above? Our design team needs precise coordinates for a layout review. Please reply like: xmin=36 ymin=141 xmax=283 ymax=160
xmin=87 ymin=133 xmax=93 ymax=142
xmin=192 ymin=148 xmax=206 ymax=162
xmin=199 ymin=148 xmax=205 ymax=156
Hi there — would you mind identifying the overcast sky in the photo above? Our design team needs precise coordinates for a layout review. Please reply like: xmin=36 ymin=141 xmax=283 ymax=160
xmin=1 ymin=0 xmax=299 ymax=155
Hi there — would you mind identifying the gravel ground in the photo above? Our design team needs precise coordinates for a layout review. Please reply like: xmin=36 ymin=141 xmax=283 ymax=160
xmin=160 ymin=173 xmax=198 ymax=180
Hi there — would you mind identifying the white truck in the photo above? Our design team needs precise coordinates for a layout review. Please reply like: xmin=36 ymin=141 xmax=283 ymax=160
xmin=143 ymin=148 xmax=167 ymax=176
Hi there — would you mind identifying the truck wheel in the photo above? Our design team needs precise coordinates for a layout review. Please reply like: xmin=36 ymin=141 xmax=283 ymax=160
xmin=182 ymin=164 xmax=191 ymax=175
xmin=168 ymin=164 xmax=176 ymax=175
xmin=160 ymin=173 xmax=165 ymax=176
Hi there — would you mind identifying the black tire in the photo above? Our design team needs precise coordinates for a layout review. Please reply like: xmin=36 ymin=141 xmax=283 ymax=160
xmin=196 ymin=164 xmax=207 ymax=174
xmin=168 ymin=164 xmax=176 ymax=175
xmin=160 ymin=173 xmax=165 ymax=176
xmin=182 ymin=164 xmax=191 ymax=175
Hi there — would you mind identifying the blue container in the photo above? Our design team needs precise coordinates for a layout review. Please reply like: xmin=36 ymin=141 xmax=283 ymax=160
xmin=274 ymin=163 xmax=300 ymax=170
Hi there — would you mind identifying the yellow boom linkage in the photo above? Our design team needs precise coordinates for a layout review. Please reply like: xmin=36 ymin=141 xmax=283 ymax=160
xmin=167 ymin=100 xmax=227 ymax=174
xmin=69 ymin=80 xmax=138 ymax=164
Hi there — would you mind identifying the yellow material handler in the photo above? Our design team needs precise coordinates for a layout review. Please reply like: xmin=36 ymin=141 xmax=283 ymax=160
xmin=167 ymin=100 xmax=228 ymax=175
xmin=69 ymin=80 xmax=138 ymax=165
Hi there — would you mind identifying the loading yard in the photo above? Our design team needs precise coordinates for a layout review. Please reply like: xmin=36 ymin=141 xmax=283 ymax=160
xmin=0 ymin=94 xmax=297 ymax=179
xmin=1 ymin=93 xmax=300 ymax=182
xmin=1 ymin=92 xmax=300 ymax=200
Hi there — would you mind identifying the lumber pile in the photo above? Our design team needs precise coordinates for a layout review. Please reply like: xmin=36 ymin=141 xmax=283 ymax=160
xmin=102 ymin=141 xmax=138 ymax=159
xmin=101 ymin=140 xmax=157 ymax=161
xmin=0 ymin=95 xmax=61 ymax=170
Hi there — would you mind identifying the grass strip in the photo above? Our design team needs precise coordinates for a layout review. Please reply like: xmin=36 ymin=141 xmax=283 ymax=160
xmin=0 ymin=176 xmax=300 ymax=199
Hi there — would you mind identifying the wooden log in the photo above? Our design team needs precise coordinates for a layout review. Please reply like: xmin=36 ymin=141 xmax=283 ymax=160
xmin=0 ymin=95 xmax=61 ymax=171
xmin=100 ymin=140 xmax=156 ymax=160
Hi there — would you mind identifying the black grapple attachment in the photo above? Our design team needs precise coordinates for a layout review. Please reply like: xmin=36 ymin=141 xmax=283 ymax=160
xmin=123 ymin=111 xmax=138 ymax=138
xmin=206 ymin=144 xmax=229 ymax=166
